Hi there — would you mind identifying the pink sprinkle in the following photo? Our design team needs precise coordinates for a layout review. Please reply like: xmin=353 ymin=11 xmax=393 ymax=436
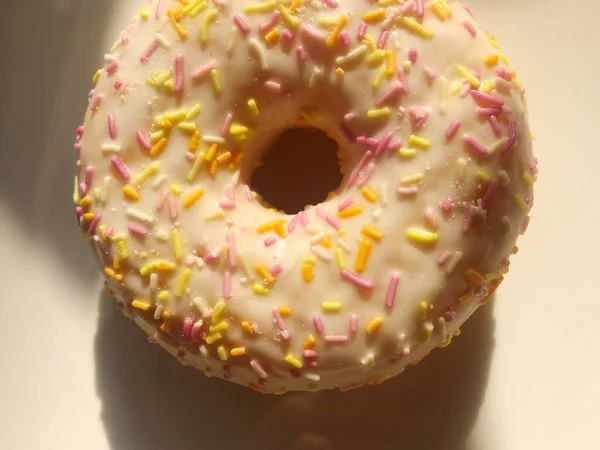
xmin=397 ymin=186 xmax=419 ymax=197
xmin=424 ymin=207 xmax=439 ymax=230
xmin=286 ymin=214 xmax=301 ymax=233
xmin=128 ymin=224 xmax=148 ymax=236
xmin=496 ymin=67 xmax=514 ymax=81
xmin=357 ymin=162 xmax=375 ymax=187
xmin=74 ymin=142 xmax=82 ymax=152
xmin=282 ymin=29 xmax=294 ymax=41
xmin=303 ymin=349 xmax=318 ymax=359
xmin=521 ymin=215 xmax=530 ymax=235
xmin=376 ymin=83 xmax=402 ymax=108
xmin=462 ymin=2 xmax=474 ymax=16
xmin=273 ymin=308 xmax=290 ymax=340
xmin=259 ymin=11 xmax=280 ymax=32
xmin=489 ymin=116 xmax=503 ymax=137
xmin=388 ymin=139 xmax=403 ymax=150
xmin=445 ymin=120 xmax=461 ymax=141
xmin=500 ymin=122 xmax=518 ymax=157
xmin=296 ymin=45 xmax=308 ymax=61
xmin=89 ymin=93 xmax=104 ymax=112
xmin=104 ymin=226 xmax=113 ymax=239
xmin=135 ymin=131 xmax=152 ymax=151
xmin=222 ymin=365 xmax=232 ymax=379
xmin=76 ymin=207 xmax=83 ymax=223
xmin=140 ymin=40 xmax=159 ymax=63
xmin=463 ymin=208 xmax=476 ymax=232
xmin=299 ymin=211 xmax=309 ymax=227
xmin=344 ymin=112 xmax=356 ymax=122
xmin=416 ymin=0 xmax=424 ymax=17
xmin=463 ymin=20 xmax=477 ymax=37
xmin=377 ymin=30 xmax=389 ymax=49
xmin=375 ymin=130 xmax=393 ymax=157
xmin=481 ymin=180 xmax=498 ymax=208
xmin=340 ymin=269 xmax=374 ymax=289
xmin=271 ymin=264 xmax=282 ymax=277
xmin=109 ymin=156 xmax=130 ymax=180
xmin=264 ymin=237 xmax=276 ymax=247
xmin=325 ymin=214 xmax=342 ymax=230
xmin=223 ymin=271 xmax=232 ymax=300
xmin=227 ymin=229 xmax=237 ymax=269
xmin=191 ymin=320 xmax=203 ymax=341
xmin=321 ymin=0 xmax=339 ymax=8
xmin=315 ymin=203 xmax=326 ymax=219
xmin=438 ymin=251 xmax=451 ymax=266
xmin=182 ymin=317 xmax=193 ymax=341
xmin=397 ymin=67 xmax=408 ymax=92
xmin=250 ymin=359 xmax=268 ymax=379
xmin=325 ymin=335 xmax=349 ymax=343
xmin=340 ymin=123 xmax=355 ymax=142
xmin=336 ymin=238 xmax=351 ymax=253
xmin=356 ymin=136 xmax=379 ymax=148
xmin=174 ymin=54 xmax=185 ymax=93
xmin=440 ymin=197 xmax=454 ymax=213
xmin=85 ymin=166 xmax=94 ymax=187
xmin=339 ymin=31 xmax=350 ymax=47
xmin=220 ymin=112 xmax=233 ymax=137
xmin=423 ymin=66 xmax=436 ymax=84
xmin=264 ymin=80 xmax=281 ymax=92
xmin=409 ymin=107 xmax=429 ymax=129
xmin=155 ymin=190 xmax=169 ymax=211
xmin=168 ymin=195 xmax=179 ymax=220
xmin=225 ymin=185 xmax=235 ymax=201
xmin=191 ymin=60 xmax=217 ymax=82
xmin=357 ymin=21 xmax=368 ymax=41
xmin=122 ymin=23 xmax=134 ymax=45
xmin=76 ymin=125 xmax=84 ymax=137
xmin=79 ymin=182 xmax=88 ymax=196
xmin=385 ymin=272 xmax=400 ymax=308
xmin=233 ymin=14 xmax=251 ymax=34
xmin=203 ymin=251 xmax=220 ymax=264
xmin=88 ymin=214 xmax=101 ymax=236
xmin=494 ymin=77 xmax=514 ymax=92
xmin=346 ymin=150 xmax=372 ymax=190
xmin=301 ymin=25 xmax=326 ymax=44
xmin=399 ymin=0 xmax=416 ymax=14
xmin=184 ymin=152 xmax=195 ymax=162
xmin=408 ymin=48 xmax=418 ymax=63
xmin=338 ymin=197 xmax=354 ymax=211
xmin=113 ymin=80 xmax=124 ymax=90
xmin=186 ymin=255 xmax=197 ymax=267
xmin=313 ymin=316 xmax=324 ymax=334
xmin=105 ymin=61 xmax=119 ymax=75
xmin=155 ymin=0 xmax=165 ymax=18
xmin=459 ymin=83 xmax=473 ymax=98
xmin=107 ymin=114 xmax=118 ymax=139
xmin=219 ymin=200 xmax=236 ymax=210
xmin=463 ymin=135 xmax=489 ymax=157
xmin=478 ymin=107 xmax=503 ymax=117
xmin=243 ymin=185 xmax=254 ymax=202
xmin=349 ymin=313 xmax=358 ymax=332
xmin=471 ymin=90 xmax=505 ymax=107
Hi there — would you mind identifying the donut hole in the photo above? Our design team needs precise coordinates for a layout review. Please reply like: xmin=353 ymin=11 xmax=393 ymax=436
xmin=249 ymin=127 xmax=342 ymax=215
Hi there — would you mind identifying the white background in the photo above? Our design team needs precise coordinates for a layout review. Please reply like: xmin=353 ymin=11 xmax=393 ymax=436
xmin=1 ymin=1 xmax=598 ymax=449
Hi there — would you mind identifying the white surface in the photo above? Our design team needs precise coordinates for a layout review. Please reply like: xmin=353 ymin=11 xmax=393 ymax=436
xmin=0 ymin=1 xmax=598 ymax=449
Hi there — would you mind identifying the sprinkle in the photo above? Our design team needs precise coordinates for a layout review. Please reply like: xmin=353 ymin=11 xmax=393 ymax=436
xmin=175 ymin=268 xmax=192 ymax=297
xmin=135 ymin=131 xmax=152 ymax=151
xmin=200 ymin=8 xmax=218 ymax=44
xmin=424 ymin=207 xmax=439 ymax=230
xmin=375 ymin=83 xmax=403 ymax=107
xmin=140 ymin=40 xmax=159 ymax=63
xmin=191 ymin=60 xmax=217 ymax=82
xmin=514 ymin=193 xmax=532 ymax=213
xmin=407 ymin=135 xmax=431 ymax=149
xmin=309 ymin=67 xmax=323 ymax=87
xmin=252 ymin=282 xmax=269 ymax=295
xmin=366 ymin=317 xmax=383 ymax=334
xmin=340 ymin=269 xmax=374 ymax=289
xmin=250 ymin=359 xmax=268 ymax=379
xmin=222 ymin=271 xmax=232 ymax=300
xmin=362 ymin=225 xmax=383 ymax=241
xmin=205 ymin=333 xmax=222 ymax=344
xmin=245 ymin=0 xmax=276 ymax=14
xmin=407 ymin=227 xmax=439 ymax=244
xmin=285 ymin=354 xmax=303 ymax=369
xmin=397 ymin=186 xmax=419 ymax=196
xmin=182 ymin=187 xmax=205 ymax=208
xmin=248 ymin=38 xmax=268 ymax=69
xmin=325 ymin=335 xmax=348 ymax=343
xmin=109 ymin=156 xmax=130 ymax=180
xmin=500 ymin=122 xmax=518 ymax=157
xmin=385 ymin=272 xmax=400 ymax=308
xmin=462 ymin=20 xmax=477 ymax=37
xmin=456 ymin=65 xmax=481 ymax=88
xmin=366 ymin=107 xmax=391 ymax=119
xmin=398 ymin=17 xmax=434 ymax=38
xmin=400 ymin=173 xmax=424 ymax=186
xmin=313 ymin=315 xmax=325 ymax=334
xmin=107 ymin=114 xmax=118 ymax=139
xmin=333 ymin=247 xmax=346 ymax=269
xmin=446 ymin=251 xmax=462 ymax=273
xmin=174 ymin=54 xmax=184 ymax=93
xmin=471 ymin=90 xmax=505 ymax=107
xmin=150 ymin=137 xmax=168 ymax=157
xmin=445 ymin=120 xmax=461 ymax=140
xmin=233 ymin=14 xmax=251 ymax=34
xmin=489 ymin=116 xmax=503 ymax=137
xmin=355 ymin=239 xmax=372 ymax=273
xmin=131 ymin=299 xmax=151 ymax=311
xmin=326 ymin=14 xmax=348 ymax=46
xmin=139 ymin=259 xmax=175 ymax=276
xmin=273 ymin=307 xmax=291 ymax=340
xmin=463 ymin=135 xmax=488 ymax=157
xmin=322 ymin=302 xmax=342 ymax=313
xmin=337 ymin=204 xmax=363 ymax=218
xmin=122 ymin=185 xmax=140 ymax=201
xmin=264 ymin=28 xmax=281 ymax=46
xmin=210 ymin=69 xmax=222 ymax=92
xmin=335 ymin=44 xmax=368 ymax=66
xmin=256 ymin=264 xmax=275 ymax=284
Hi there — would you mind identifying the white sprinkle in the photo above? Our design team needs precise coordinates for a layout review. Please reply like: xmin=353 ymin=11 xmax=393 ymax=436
xmin=149 ymin=273 xmax=158 ymax=290
xmin=498 ymin=170 xmax=511 ymax=186
xmin=304 ymin=372 xmax=321 ymax=382
xmin=445 ymin=251 xmax=463 ymax=274
xmin=248 ymin=38 xmax=268 ymax=69
xmin=153 ymin=305 xmax=164 ymax=320
xmin=311 ymin=246 xmax=331 ymax=262
xmin=126 ymin=208 xmax=156 ymax=224
xmin=309 ymin=66 xmax=323 ymax=87
xmin=156 ymin=32 xmax=171 ymax=48
xmin=372 ymin=208 xmax=382 ymax=221
xmin=227 ymin=26 xmax=238 ymax=54
xmin=310 ymin=231 xmax=326 ymax=244
xmin=202 ymin=135 xmax=226 ymax=144
xmin=360 ymin=352 xmax=375 ymax=370
xmin=152 ymin=174 xmax=167 ymax=189
xmin=110 ymin=233 xmax=126 ymax=241
xmin=155 ymin=230 xmax=169 ymax=241
xmin=101 ymin=143 xmax=121 ymax=153
xmin=335 ymin=44 xmax=368 ymax=65
xmin=193 ymin=297 xmax=210 ymax=316
xmin=100 ymin=176 xmax=111 ymax=203
xmin=93 ymin=188 xmax=101 ymax=202
xmin=231 ymin=170 xmax=240 ymax=186
xmin=337 ymin=238 xmax=351 ymax=253
xmin=104 ymin=53 xmax=117 ymax=62
xmin=457 ymin=158 xmax=468 ymax=179
xmin=199 ymin=344 xmax=209 ymax=357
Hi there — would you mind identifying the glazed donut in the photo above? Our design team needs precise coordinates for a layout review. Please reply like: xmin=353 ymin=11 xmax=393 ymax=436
xmin=74 ymin=0 xmax=536 ymax=393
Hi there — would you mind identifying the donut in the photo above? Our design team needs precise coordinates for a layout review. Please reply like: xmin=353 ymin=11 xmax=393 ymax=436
xmin=74 ymin=0 xmax=536 ymax=393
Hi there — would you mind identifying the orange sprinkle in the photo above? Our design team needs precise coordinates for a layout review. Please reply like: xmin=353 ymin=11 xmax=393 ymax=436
xmin=301 ymin=264 xmax=313 ymax=283
xmin=230 ymin=347 xmax=246 ymax=356
xmin=79 ymin=196 xmax=91 ymax=207
xmin=82 ymin=212 xmax=95 ymax=221
xmin=355 ymin=239 xmax=372 ymax=273
xmin=241 ymin=321 xmax=255 ymax=334
xmin=188 ymin=131 xmax=201 ymax=151
xmin=131 ymin=299 xmax=151 ymax=311
xmin=257 ymin=219 xmax=287 ymax=233
xmin=205 ymin=143 xmax=218 ymax=162
xmin=256 ymin=264 xmax=275 ymax=284
xmin=209 ymin=159 xmax=218 ymax=175
xmin=361 ymin=186 xmax=378 ymax=203
xmin=303 ymin=334 xmax=316 ymax=349
xmin=366 ymin=316 xmax=383 ymax=334
xmin=167 ymin=10 xmax=188 ymax=39
xmin=458 ymin=290 xmax=473 ymax=303
xmin=320 ymin=237 xmax=333 ymax=248
xmin=466 ymin=269 xmax=485 ymax=284
xmin=264 ymin=28 xmax=280 ymax=46
xmin=216 ymin=151 xmax=231 ymax=163
xmin=182 ymin=187 xmax=205 ymax=208
xmin=150 ymin=137 xmax=168 ymax=157
xmin=327 ymin=14 xmax=348 ymax=46
xmin=385 ymin=49 xmax=395 ymax=77
xmin=278 ymin=306 xmax=291 ymax=317
xmin=337 ymin=204 xmax=363 ymax=218
xmin=122 ymin=185 xmax=141 ymax=201
xmin=362 ymin=225 xmax=383 ymax=241
xmin=104 ymin=267 xmax=123 ymax=282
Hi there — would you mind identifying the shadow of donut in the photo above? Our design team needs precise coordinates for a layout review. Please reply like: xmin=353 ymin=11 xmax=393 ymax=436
xmin=95 ymin=290 xmax=495 ymax=450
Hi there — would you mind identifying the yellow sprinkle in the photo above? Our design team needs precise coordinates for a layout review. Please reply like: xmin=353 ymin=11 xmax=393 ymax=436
xmin=279 ymin=306 xmax=292 ymax=317
xmin=335 ymin=67 xmax=345 ymax=77
xmin=112 ymin=258 xmax=120 ymax=270
xmin=134 ymin=162 xmax=160 ymax=185
xmin=322 ymin=302 xmax=342 ymax=313
xmin=209 ymin=321 xmax=229 ymax=333
xmin=186 ymin=104 xmax=201 ymax=120
xmin=171 ymin=184 xmax=182 ymax=196
xmin=523 ymin=172 xmax=535 ymax=188
xmin=131 ymin=299 xmax=151 ymax=311
xmin=211 ymin=300 xmax=226 ymax=321
xmin=497 ymin=51 xmax=510 ymax=65
xmin=206 ymin=332 xmax=222 ymax=344
xmin=92 ymin=69 xmax=102 ymax=84
xmin=241 ymin=321 xmax=254 ymax=334
xmin=150 ymin=130 xmax=165 ymax=143
xmin=209 ymin=159 xmax=218 ymax=175
xmin=216 ymin=152 xmax=231 ymax=164
xmin=230 ymin=124 xmax=249 ymax=135
xmin=82 ymin=212 xmax=94 ymax=221
xmin=334 ymin=248 xmax=346 ymax=269
xmin=408 ymin=135 xmax=431 ymax=149
xmin=189 ymin=1 xmax=208 ymax=17
xmin=326 ymin=14 xmax=348 ymax=47
xmin=318 ymin=15 xmax=338 ymax=27
xmin=398 ymin=17 xmax=434 ymax=38
xmin=407 ymin=227 xmax=439 ymax=244
xmin=172 ymin=228 xmax=183 ymax=261
xmin=362 ymin=225 xmax=383 ymax=241
xmin=285 ymin=353 xmax=303 ymax=369
xmin=257 ymin=219 xmax=286 ymax=233
xmin=278 ymin=5 xmax=300 ymax=28
xmin=73 ymin=176 xmax=80 ymax=204
xmin=162 ymin=79 xmax=176 ymax=92
xmin=362 ymin=9 xmax=386 ymax=24
xmin=216 ymin=345 xmax=228 ymax=361
xmin=366 ymin=317 xmax=383 ymax=334
xmin=303 ymin=255 xmax=317 ymax=265
xmin=122 ymin=185 xmax=140 ymax=201
xmin=385 ymin=50 xmax=395 ymax=77
xmin=264 ymin=28 xmax=280 ymax=46
xmin=366 ymin=107 xmax=391 ymax=119
xmin=488 ymin=137 xmax=509 ymax=154
xmin=337 ymin=204 xmax=363 ymax=218
xmin=177 ymin=122 xmax=196 ymax=133
xmin=355 ymin=239 xmax=372 ymax=273
xmin=484 ymin=54 xmax=500 ymax=67
xmin=361 ymin=186 xmax=378 ymax=203
xmin=187 ymin=151 xmax=206 ymax=182
xmin=182 ymin=187 xmax=205 ymax=208
xmin=78 ymin=196 xmax=90 ymax=208
xmin=398 ymin=147 xmax=417 ymax=159
xmin=210 ymin=68 xmax=222 ymax=92
xmin=187 ymin=131 xmax=201 ymax=152
xmin=449 ymin=81 xmax=463 ymax=95
xmin=320 ymin=237 xmax=333 ymax=248
xmin=475 ymin=170 xmax=491 ymax=184
xmin=362 ymin=33 xmax=377 ymax=52
xmin=247 ymin=98 xmax=259 ymax=115
xmin=175 ymin=268 xmax=192 ymax=297
xmin=372 ymin=66 xmax=387 ymax=89
xmin=158 ymin=290 xmax=169 ymax=302
xmin=117 ymin=240 xmax=128 ymax=260
xmin=104 ymin=267 xmax=123 ymax=282
xmin=456 ymin=64 xmax=481 ymax=88
xmin=256 ymin=264 xmax=275 ymax=284
xmin=245 ymin=0 xmax=276 ymax=14
xmin=301 ymin=264 xmax=313 ymax=283
xmin=205 ymin=143 xmax=218 ymax=163
xmin=230 ymin=347 xmax=246 ymax=356
xmin=514 ymin=193 xmax=532 ymax=213
xmin=164 ymin=109 xmax=187 ymax=122
xmin=482 ymin=79 xmax=496 ymax=94
xmin=200 ymin=8 xmax=218 ymax=44
xmin=418 ymin=301 xmax=429 ymax=319
xmin=150 ymin=137 xmax=168 ymax=157
xmin=167 ymin=10 xmax=188 ymax=40
xmin=430 ymin=1 xmax=452 ymax=21
xmin=252 ymin=282 xmax=270 ymax=295
xmin=366 ymin=49 xmax=386 ymax=66
xmin=400 ymin=173 xmax=424 ymax=185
